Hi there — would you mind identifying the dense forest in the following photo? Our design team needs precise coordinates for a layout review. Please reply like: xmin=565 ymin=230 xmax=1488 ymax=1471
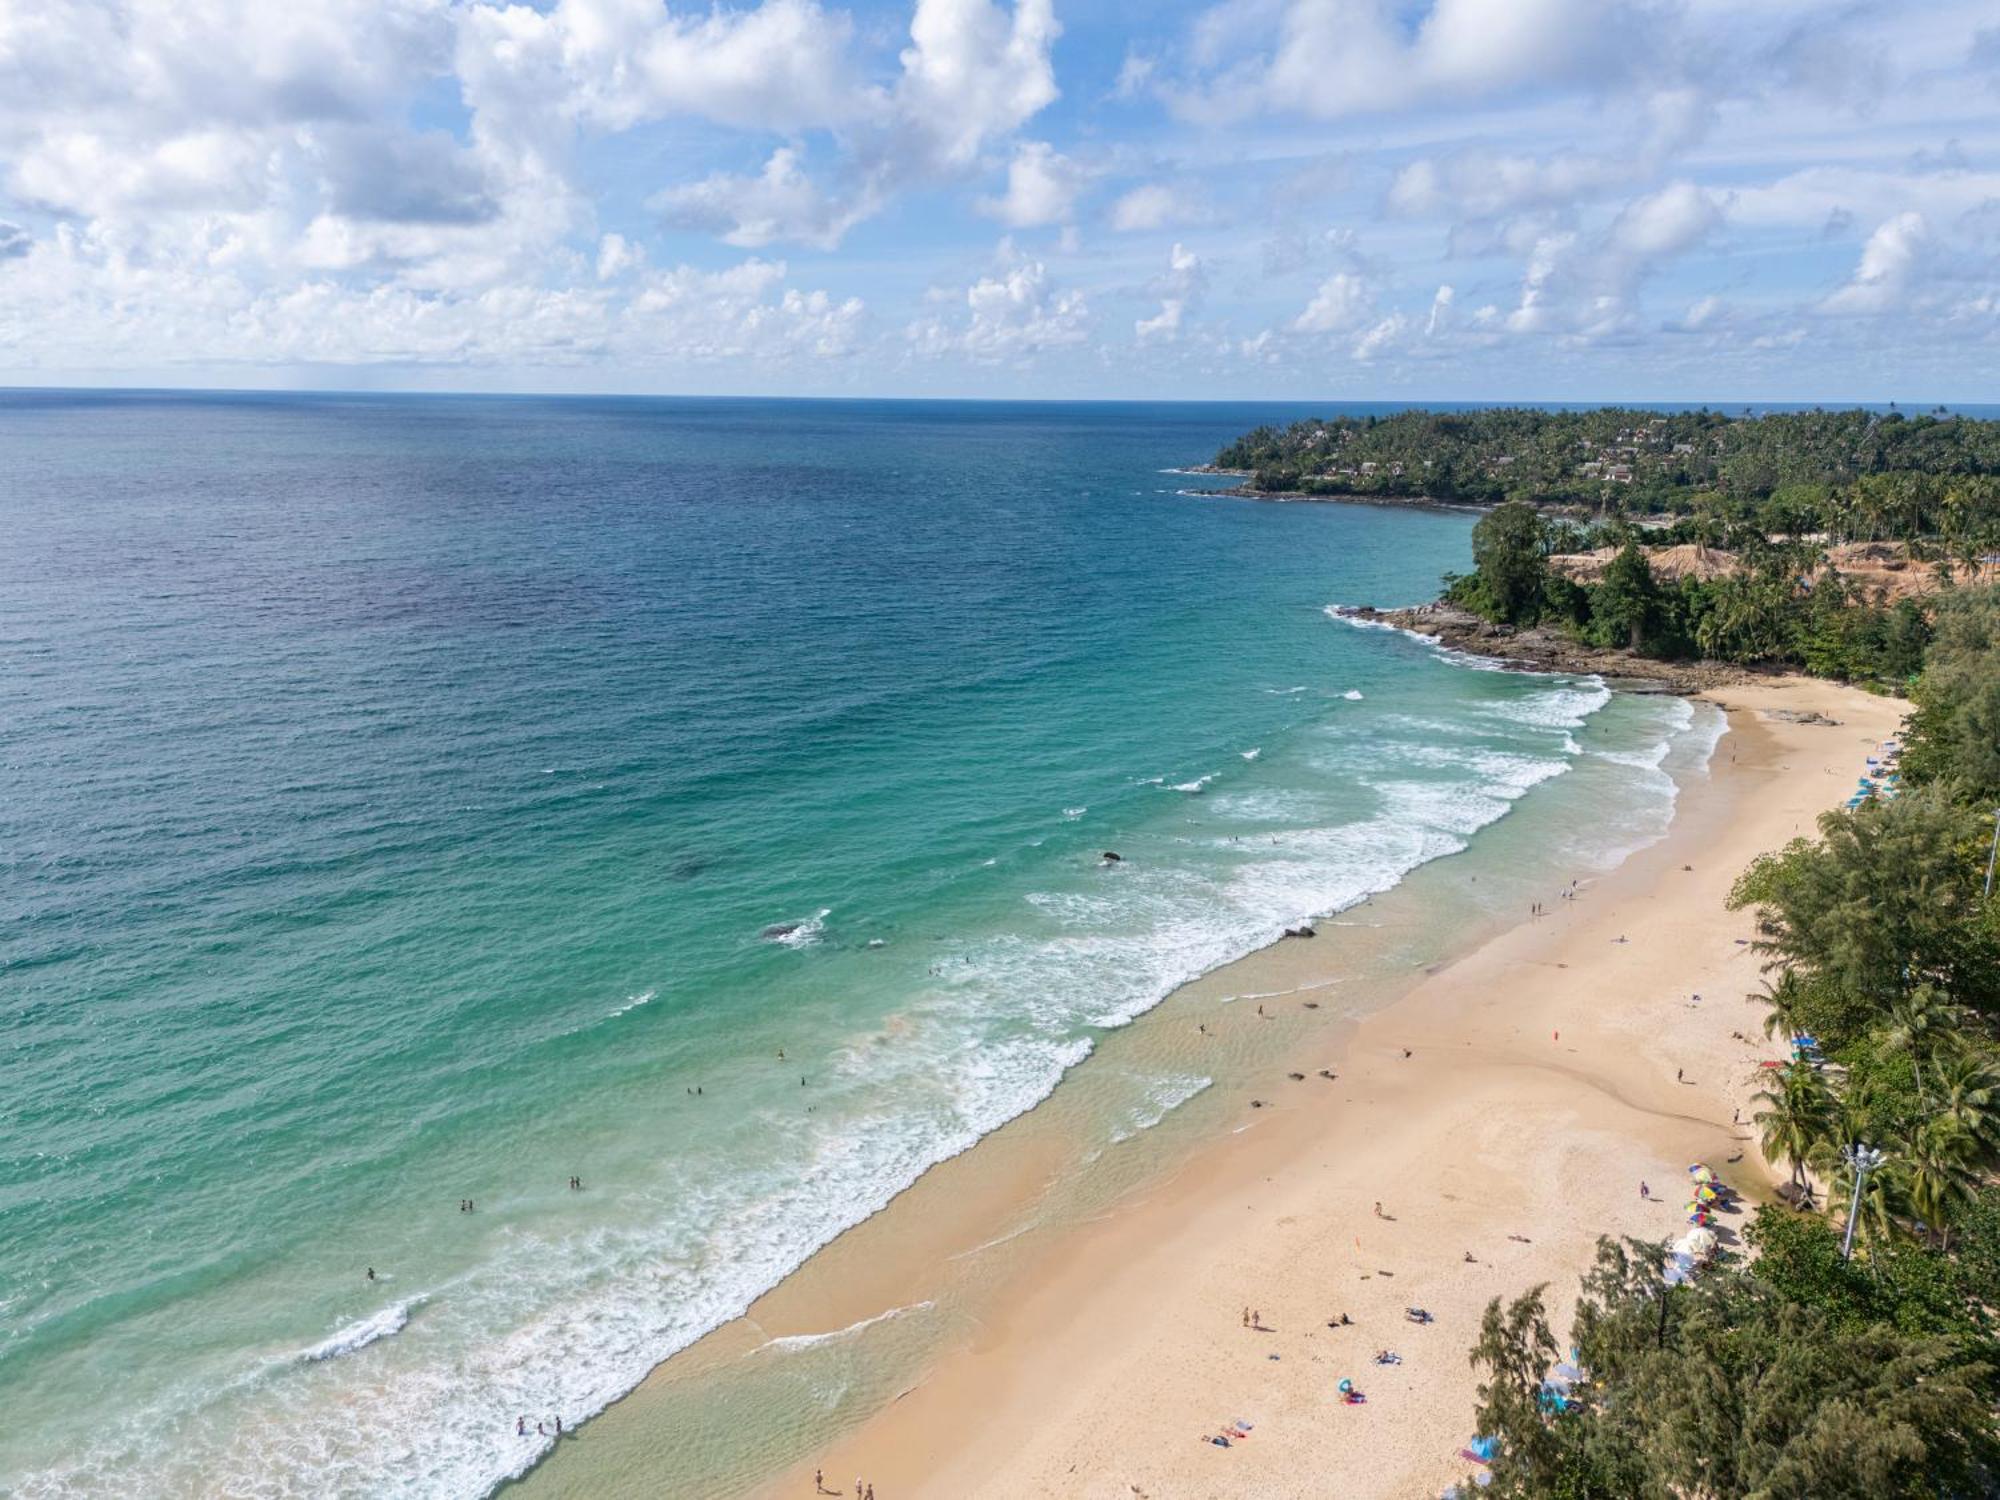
xmin=1464 ymin=589 xmax=2000 ymax=1498
xmin=1216 ymin=408 xmax=2000 ymax=546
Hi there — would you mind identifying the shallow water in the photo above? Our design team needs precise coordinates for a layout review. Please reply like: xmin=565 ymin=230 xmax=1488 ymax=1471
xmin=1 ymin=393 xmax=1716 ymax=1497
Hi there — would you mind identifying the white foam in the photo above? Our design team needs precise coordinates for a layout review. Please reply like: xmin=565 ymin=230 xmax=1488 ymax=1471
xmin=1170 ymin=773 xmax=1217 ymax=793
xmin=1063 ymin=806 xmax=1087 ymax=819
xmin=1343 ymin=689 xmax=1364 ymax=701
xmin=756 ymin=1300 xmax=935 ymax=1354
xmin=765 ymin=909 xmax=831 ymax=948
xmin=607 ymin=989 xmax=655 ymax=1019
xmin=298 ymin=1300 xmax=417 ymax=1363
xmin=1240 ymin=748 xmax=1261 ymax=761
xmin=1110 ymin=1074 xmax=1212 ymax=1143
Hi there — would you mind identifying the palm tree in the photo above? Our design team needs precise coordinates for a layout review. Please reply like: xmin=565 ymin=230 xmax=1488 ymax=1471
xmin=1881 ymin=984 xmax=1962 ymax=1110
xmin=1753 ymin=1061 xmax=1834 ymax=1201
xmin=1933 ymin=1052 xmax=2000 ymax=1158
xmin=1902 ymin=1119 xmax=1982 ymax=1250
xmin=1757 ymin=973 xmax=1806 ymax=1046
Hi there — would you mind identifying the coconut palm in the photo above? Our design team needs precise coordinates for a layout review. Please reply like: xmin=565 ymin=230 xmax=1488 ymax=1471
xmin=1756 ymin=972 xmax=1807 ymax=1045
xmin=1881 ymin=984 xmax=1962 ymax=1110
xmin=1753 ymin=1061 xmax=1834 ymax=1200
xmin=1901 ymin=1119 xmax=1983 ymax=1250
xmin=1933 ymin=1051 xmax=2000 ymax=1158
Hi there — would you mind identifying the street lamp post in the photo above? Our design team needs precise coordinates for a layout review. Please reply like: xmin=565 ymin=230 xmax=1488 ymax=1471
xmin=1841 ymin=1143 xmax=1886 ymax=1261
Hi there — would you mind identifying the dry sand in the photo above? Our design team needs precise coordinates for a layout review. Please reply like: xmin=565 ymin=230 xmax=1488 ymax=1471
xmin=761 ymin=676 xmax=1904 ymax=1500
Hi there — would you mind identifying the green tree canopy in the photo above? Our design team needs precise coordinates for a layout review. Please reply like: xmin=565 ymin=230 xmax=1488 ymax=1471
xmin=1728 ymin=789 xmax=2000 ymax=1012
xmin=1470 ymin=1237 xmax=1999 ymax=1499
xmin=1469 ymin=500 xmax=1550 ymax=625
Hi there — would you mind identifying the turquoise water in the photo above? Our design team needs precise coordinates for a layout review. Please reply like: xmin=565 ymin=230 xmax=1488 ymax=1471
xmin=1 ymin=394 xmax=1712 ymax=1497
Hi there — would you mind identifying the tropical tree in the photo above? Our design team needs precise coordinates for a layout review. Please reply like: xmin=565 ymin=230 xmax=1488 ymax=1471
xmin=1590 ymin=540 xmax=1661 ymax=651
xmin=1755 ymin=1061 xmax=1836 ymax=1200
xmin=1902 ymin=1119 xmax=1983 ymax=1250
xmin=1470 ymin=1236 xmax=2000 ymax=1499
xmin=1468 ymin=501 xmax=1550 ymax=625
xmin=1935 ymin=1051 xmax=2000 ymax=1156
xmin=1728 ymin=790 xmax=2000 ymax=1012
xmin=1882 ymin=984 xmax=1965 ymax=1108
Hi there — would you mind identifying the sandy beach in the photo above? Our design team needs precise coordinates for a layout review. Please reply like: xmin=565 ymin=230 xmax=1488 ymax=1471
xmin=740 ymin=676 xmax=1903 ymax=1500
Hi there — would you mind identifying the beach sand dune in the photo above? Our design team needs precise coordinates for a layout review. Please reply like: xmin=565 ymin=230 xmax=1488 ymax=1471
xmin=762 ymin=677 xmax=1901 ymax=1500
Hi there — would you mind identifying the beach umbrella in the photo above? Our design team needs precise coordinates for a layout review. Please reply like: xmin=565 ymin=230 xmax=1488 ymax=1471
xmin=1338 ymin=1379 xmax=1353 ymax=1393
xmin=1684 ymin=1227 xmax=1718 ymax=1257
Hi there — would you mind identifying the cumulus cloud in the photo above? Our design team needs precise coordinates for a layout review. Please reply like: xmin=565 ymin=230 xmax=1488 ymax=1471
xmin=1820 ymin=211 xmax=1930 ymax=315
xmin=0 ymin=228 xmax=863 ymax=369
xmin=1135 ymin=242 xmax=1205 ymax=342
xmin=653 ymin=148 xmax=879 ymax=250
xmin=1292 ymin=271 xmax=1375 ymax=334
xmin=908 ymin=242 xmax=1088 ymax=361
xmin=892 ymin=0 xmax=1061 ymax=171
xmin=1190 ymin=0 xmax=1673 ymax=123
xmin=454 ymin=0 xmax=867 ymax=142
xmin=1608 ymin=181 xmax=1721 ymax=259
xmin=978 ymin=142 xmax=1088 ymax=228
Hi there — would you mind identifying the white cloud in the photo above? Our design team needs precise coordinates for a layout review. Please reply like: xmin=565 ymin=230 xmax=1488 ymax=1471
xmin=1820 ymin=211 xmax=1929 ymax=315
xmin=1608 ymin=181 xmax=1721 ymax=259
xmin=1112 ymin=50 xmax=1158 ymax=100
xmin=1387 ymin=149 xmax=1631 ymax=223
xmin=893 ymin=0 xmax=1061 ymax=171
xmin=978 ymin=142 xmax=1089 ymax=228
xmin=0 ymin=222 xmax=862 ymax=369
xmin=454 ymin=0 xmax=867 ymax=142
xmin=1351 ymin=312 xmax=1407 ymax=361
xmin=595 ymin=233 xmax=644 ymax=280
xmin=1136 ymin=242 xmax=1205 ymax=342
xmin=1292 ymin=271 xmax=1374 ymax=333
xmin=652 ymin=148 xmax=879 ymax=250
xmin=1108 ymin=183 xmax=1193 ymax=233
xmin=908 ymin=242 xmax=1088 ymax=361
xmin=1203 ymin=0 xmax=1670 ymax=123
xmin=1424 ymin=283 xmax=1454 ymax=336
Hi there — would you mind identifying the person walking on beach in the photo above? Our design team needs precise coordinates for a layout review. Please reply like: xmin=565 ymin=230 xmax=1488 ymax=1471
xmin=517 ymin=1416 xmax=527 ymax=1436
xmin=814 ymin=1467 xmax=824 ymax=1494
xmin=1640 ymin=1181 xmax=1650 ymax=1199
xmin=1676 ymin=1067 xmax=1684 ymax=1084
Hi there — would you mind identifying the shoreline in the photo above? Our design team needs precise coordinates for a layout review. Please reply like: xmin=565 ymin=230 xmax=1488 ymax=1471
xmin=1334 ymin=601 xmax=1758 ymax=694
xmin=738 ymin=676 xmax=1901 ymax=1499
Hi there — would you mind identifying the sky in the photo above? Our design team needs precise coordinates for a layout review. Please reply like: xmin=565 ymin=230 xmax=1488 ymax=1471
xmin=1 ymin=0 xmax=1997 ymax=400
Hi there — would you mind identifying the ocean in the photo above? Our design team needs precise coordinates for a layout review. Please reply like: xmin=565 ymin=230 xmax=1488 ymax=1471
xmin=0 ymin=392 xmax=1722 ymax=1497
